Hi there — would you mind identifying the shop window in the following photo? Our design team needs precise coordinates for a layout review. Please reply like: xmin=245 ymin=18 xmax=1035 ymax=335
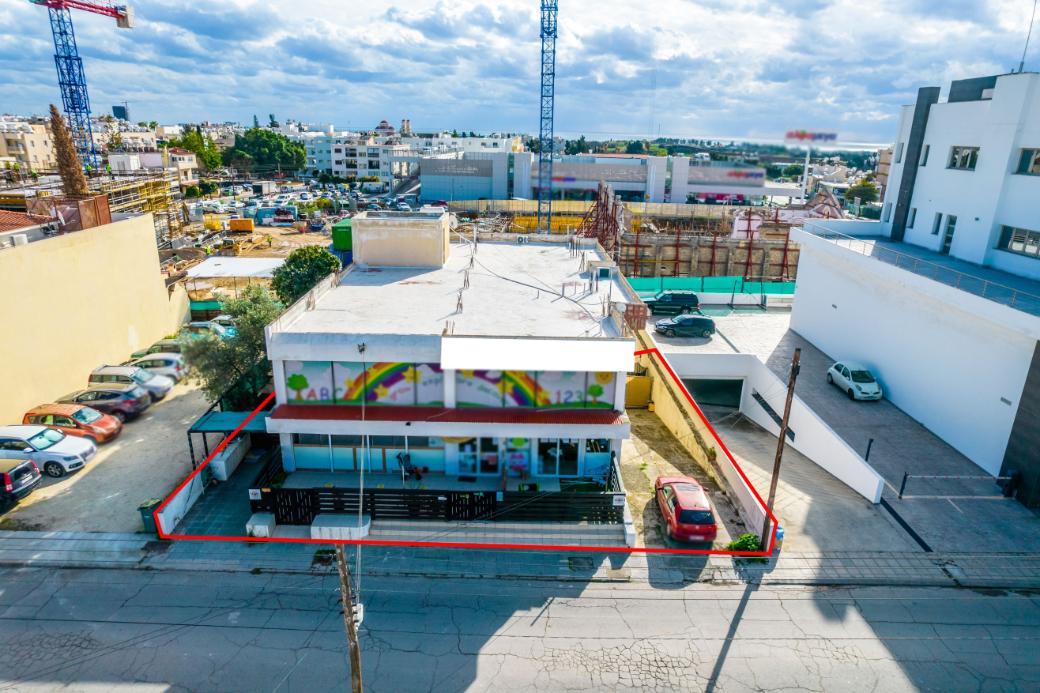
xmin=586 ymin=439 xmax=611 ymax=453
xmin=293 ymin=433 xmax=327 ymax=446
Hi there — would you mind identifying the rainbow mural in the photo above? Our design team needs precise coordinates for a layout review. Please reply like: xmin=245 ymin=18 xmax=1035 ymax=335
xmin=501 ymin=370 xmax=548 ymax=407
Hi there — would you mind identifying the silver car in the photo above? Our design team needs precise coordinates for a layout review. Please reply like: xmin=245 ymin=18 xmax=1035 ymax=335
xmin=0 ymin=425 xmax=96 ymax=478
xmin=89 ymin=365 xmax=175 ymax=401
xmin=128 ymin=353 xmax=187 ymax=382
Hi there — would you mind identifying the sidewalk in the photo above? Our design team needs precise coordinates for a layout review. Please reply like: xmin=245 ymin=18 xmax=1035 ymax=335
xmin=2 ymin=530 xmax=1040 ymax=589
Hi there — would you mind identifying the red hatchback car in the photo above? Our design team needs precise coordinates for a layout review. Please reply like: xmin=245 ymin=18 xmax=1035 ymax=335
xmin=655 ymin=475 xmax=718 ymax=543
xmin=22 ymin=403 xmax=123 ymax=444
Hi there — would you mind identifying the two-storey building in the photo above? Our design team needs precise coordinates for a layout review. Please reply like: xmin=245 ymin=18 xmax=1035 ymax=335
xmin=262 ymin=212 xmax=639 ymax=508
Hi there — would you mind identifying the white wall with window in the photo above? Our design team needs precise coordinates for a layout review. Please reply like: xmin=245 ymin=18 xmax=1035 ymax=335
xmin=879 ymin=72 xmax=1040 ymax=276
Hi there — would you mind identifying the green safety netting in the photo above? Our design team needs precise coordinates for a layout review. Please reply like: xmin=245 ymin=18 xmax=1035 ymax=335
xmin=628 ymin=276 xmax=796 ymax=296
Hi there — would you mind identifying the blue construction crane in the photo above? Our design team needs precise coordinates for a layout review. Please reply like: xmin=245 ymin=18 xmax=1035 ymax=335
xmin=30 ymin=0 xmax=134 ymax=172
xmin=536 ymin=0 xmax=558 ymax=231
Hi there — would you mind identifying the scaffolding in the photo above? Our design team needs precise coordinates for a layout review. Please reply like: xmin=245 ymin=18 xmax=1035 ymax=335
xmin=92 ymin=172 xmax=186 ymax=245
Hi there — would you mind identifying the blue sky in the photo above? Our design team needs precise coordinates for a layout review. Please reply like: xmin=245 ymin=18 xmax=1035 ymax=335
xmin=1 ymin=0 xmax=1036 ymax=144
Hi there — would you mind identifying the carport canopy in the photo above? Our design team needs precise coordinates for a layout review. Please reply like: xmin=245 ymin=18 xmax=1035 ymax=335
xmin=189 ymin=410 xmax=270 ymax=434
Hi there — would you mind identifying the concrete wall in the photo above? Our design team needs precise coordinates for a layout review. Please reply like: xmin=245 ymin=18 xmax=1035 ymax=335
xmin=351 ymin=212 xmax=450 ymax=268
xmin=791 ymin=231 xmax=1039 ymax=475
xmin=665 ymin=352 xmax=886 ymax=503
xmin=0 ymin=215 xmax=189 ymax=423
xmin=156 ymin=471 xmax=205 ymax=535
xmin=634 ymin=335 xmax=771 ymax=538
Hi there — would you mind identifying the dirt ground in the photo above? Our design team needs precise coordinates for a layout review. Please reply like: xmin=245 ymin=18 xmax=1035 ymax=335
xmin=620 ymin=408 xmax=746 ymax=549
xmin=1 ymin=383 xmax=210 ymax=533
xmin=236 ymin=224 xmax=332 ymax=257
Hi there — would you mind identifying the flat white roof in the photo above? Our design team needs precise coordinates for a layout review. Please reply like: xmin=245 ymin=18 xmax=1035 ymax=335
xmin=269 ymin=241 xmax=634 ymax=363
xmin=186 ymin=257 xmax=284 ymax=279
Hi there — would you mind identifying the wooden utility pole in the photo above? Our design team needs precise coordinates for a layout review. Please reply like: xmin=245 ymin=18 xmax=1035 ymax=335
xmin=760 ymin=348 xmax=801 ymax=550
xmin=335 ymin=545 xmax=363 ymax=692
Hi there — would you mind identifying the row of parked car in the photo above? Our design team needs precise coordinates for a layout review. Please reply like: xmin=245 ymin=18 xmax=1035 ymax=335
xmin=0 ymin=319 xmax=233 ymax=509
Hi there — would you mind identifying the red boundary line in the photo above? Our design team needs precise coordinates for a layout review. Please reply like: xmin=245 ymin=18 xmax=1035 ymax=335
xmin=155 ymin=348 xmax=777 ymax=557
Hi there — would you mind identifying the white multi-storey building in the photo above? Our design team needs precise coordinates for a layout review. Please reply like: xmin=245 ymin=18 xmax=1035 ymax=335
xmin=299 ymin=130 xmax=410 ymax=189
xmin=791 ymin=72 xmax=1040 ymax=508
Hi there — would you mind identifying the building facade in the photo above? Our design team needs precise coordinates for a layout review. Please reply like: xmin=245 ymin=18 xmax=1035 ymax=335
xmin=790 ymin=72 xmax=1040 ymax=507
xmin=0 ymin=117 xmax=55 ymax=172
xmin=878 ymin=72 xmax=1040 ymax=279
xmin=263 ymin=212 xmax=638 ymax=489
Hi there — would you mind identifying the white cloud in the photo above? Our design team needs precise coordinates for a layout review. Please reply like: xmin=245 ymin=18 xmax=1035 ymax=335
xmin=0 ymin=0 xmax=1035 ymax=143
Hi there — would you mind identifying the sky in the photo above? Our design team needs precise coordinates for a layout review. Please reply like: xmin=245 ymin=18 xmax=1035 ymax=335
xmin=0 ymin=0 xmax=1036 ymax=144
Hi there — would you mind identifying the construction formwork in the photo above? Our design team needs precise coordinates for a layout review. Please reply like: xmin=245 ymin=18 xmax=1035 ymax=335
xmin=94 ymin=172 xmax=186 ymax=246
xmin=617 ymin=229 xmax=799 ymax=281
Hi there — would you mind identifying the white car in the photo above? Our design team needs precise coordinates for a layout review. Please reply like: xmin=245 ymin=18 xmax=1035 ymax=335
xmin=129 ymin=353 xmax=188 ymax=382
xmin=0 ymin=425 xmax=96 ymax=478
xmin=827 ymin=361 xmax=883 ymax=401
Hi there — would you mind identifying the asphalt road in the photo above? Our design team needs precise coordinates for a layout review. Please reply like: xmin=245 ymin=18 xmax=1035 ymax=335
xmin=1 ymin=566 xmax=1037 ymax=692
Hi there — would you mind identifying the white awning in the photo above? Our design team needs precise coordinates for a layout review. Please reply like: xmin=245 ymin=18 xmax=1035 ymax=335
xmin=440 ymin=336 xmax=633 ymax=372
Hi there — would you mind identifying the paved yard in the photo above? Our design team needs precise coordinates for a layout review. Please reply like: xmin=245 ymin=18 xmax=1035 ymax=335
xmin=656 ymin=310 xmax=1040 ymax=553
xmin=621 ymin=409 xmax=746 ymax=549
xmin=1 ymin=383 xmax=209 ymax=533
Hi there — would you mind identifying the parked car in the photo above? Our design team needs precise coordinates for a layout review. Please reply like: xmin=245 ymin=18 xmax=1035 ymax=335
xmin=88 ymin=365 xmax=174 ymax=402
xmin=58 ymin=385 xmax=151 ymax=422
xmin=827 ymin=361 xmax=883 ymax=401
xmin=0 ymin=456 xmax=42 ymax=509
xmin=394 ymin=202 xmax=412 ymax=212
xmin=655 ymin=475 xmax=718 ymax=543
xmin=211 ymin=314 xmax=236 ymax=329
xmin=130 ymin=338 xmax=182 ymax=360
xmin=128 ymin=353 xmax=187 ymax=382
xmin=22 ymin=403 xmax=122 ymax=444
xmin=0 ymin=425 xmax=96 ymax=478
xmin=643 ymin=290 xmax=700 ymax=315
xmin=654 ymin=314 xmax=715 ymax=339
xmin=181 ymin=320 xmax=236 ymax=340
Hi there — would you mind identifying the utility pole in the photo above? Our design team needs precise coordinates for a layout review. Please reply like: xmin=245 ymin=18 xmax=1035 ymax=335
xmin=760 ymin=347 xmax=800 ymax=550
xmin=335 ymin=545 xmax=363 ymax=693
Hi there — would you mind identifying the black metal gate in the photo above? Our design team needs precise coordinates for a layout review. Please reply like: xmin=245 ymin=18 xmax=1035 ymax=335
xmin=273 ymin=489 xmax=314 ymax=525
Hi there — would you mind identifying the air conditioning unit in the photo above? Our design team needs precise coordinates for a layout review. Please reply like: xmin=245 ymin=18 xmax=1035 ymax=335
xmin=516 ymin=235 xmax=530 ymax=245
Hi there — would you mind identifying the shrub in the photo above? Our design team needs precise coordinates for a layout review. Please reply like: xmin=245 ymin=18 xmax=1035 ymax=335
xmin=726 ymin=533 xmax=762 ymax=552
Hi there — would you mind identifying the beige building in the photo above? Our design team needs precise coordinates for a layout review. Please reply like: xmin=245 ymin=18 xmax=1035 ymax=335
xmin=875 ymin=146 xmax=893 ymax=196
xmin=351 ymin=210 xmax=451 ymax=268
xmin=0 ymin=214 xmax=189 ymax=423
xmin=167 ymin=147 xmax=200 ymax=187
xmin=0 ymin=117 xmax=56 ymax=172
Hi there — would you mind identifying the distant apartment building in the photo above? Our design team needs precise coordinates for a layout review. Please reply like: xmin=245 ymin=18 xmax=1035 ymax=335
xmin=167 ymin=147 xmax=200 ymax=187
xmin=875 ymin=146 xmax=893 ymax=195
xmin=419 ymin=152 xmax=792 ymax=203
xmin=0 ymin=117 xmax=55 ymax=172
xmin=791 ymin=72 xmax=1040 ymax=507
xmin=300 ymin=130 xmax=410 ymax=189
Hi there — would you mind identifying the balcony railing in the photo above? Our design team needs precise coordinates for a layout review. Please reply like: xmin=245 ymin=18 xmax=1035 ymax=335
xmin=800 ymin=222 xmax=1040 ymax=316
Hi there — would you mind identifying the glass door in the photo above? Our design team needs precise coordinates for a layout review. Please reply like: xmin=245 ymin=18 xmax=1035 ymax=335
xmin=458 ymin=438 xmax=478 ymax=475
xmin=559 ymin=438 xmax=579 ymax=476
xmin=537 ymin=439 xmax=559 ymax=475
xmin=478 ymin=437 xmax=500 ymax=475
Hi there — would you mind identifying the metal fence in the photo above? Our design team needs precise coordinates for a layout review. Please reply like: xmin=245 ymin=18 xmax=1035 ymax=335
xmin=800 ymin=223 xmax=1040 ymax=315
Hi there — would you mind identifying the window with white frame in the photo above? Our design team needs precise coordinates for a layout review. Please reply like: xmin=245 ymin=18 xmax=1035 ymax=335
xmin=1016 ymin=149 xmax=1040 ymax=175
xmin=882 ymin=202 xmax=892 ymax=222
xmin=998 ymin=226 xmax=1040 ymax=257
xmin=919 ymin=145 xmax=930 ymax=166
xmin=948 ymin=146 xmax=979 ymax=170
xmin=895 ymin=142 xmax=904 ymax=163
xmin=908 ymin=208 xmax=917 ymax=228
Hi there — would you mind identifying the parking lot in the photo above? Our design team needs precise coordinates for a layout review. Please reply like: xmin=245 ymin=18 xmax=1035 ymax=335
xmin=1 ymin=383 xmax=209 ymax=533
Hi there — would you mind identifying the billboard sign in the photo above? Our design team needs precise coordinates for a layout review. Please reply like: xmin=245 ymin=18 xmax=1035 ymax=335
xmin=785 ymin=130 xmax=838 ymax=145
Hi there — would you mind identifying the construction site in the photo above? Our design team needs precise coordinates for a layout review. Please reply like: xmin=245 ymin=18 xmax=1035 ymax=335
xmin=452 ymin=183 xmax=806 ymax=281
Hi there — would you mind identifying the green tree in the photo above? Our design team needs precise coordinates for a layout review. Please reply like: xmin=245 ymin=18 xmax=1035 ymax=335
xmin=253 ymin=114 xmax=260 ymax=128
xmin=107 ymin=132 xmax=124 ymax=151
xmin=565 ymin=135 xmax=589 ymax=155
xmin=625 ymin=140 xmax=646 ymax=154
xmin=167 ymin=128 xmax=222 ymax=171
xmin=181 ymin=285 xmax=284 ymax=404
xmin=222 ymin=128 xmax=305 ymax=174
xmin=782 ymin=164 xmax=804 ymax=177
xmin=184 ymin=184 xmax=201 ymax=198
xmin=271 ymin=246 xmax=341 ymax=306
xmin=844 ymin=180 xmax=879 ymax=204
xmin=198 ymin=180 xmax=218 ymax=196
